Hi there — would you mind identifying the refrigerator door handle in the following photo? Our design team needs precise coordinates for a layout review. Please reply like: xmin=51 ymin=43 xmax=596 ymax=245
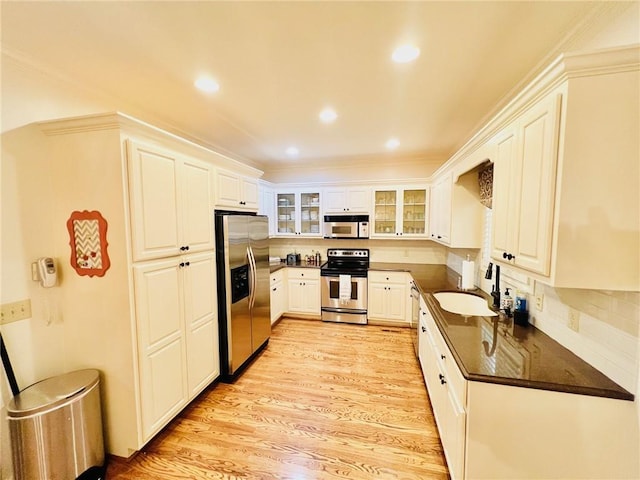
xmin=247 ymin=246 xmax=257 ymax=309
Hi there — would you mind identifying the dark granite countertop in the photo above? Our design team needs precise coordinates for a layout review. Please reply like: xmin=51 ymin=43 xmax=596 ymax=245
xmin=371 ymin=262 xmax=633 ymax=401
xmin=269 ymin=261 xmax=322 ymax=274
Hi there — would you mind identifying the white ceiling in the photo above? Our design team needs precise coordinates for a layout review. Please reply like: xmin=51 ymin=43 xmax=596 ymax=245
xmin=1 ymin=1 xmax=613 ymax=171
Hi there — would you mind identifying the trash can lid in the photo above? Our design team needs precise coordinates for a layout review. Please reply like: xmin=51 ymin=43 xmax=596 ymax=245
xmin=7 ymin=369 xmax=100 ymax=417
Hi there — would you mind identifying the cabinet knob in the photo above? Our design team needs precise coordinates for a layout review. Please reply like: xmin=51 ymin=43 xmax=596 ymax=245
xmin=179 ymin=262 xmax=185 ymax=268
xmin=272 ymin=287 xmax=277 ymax=291
xmin=180 ymin=245 xmax=190 ymax=251
xmin=503 ymin=252 xmax=516 ymax=260
xmin=440 ymin=354 xmax=445 ymax=360
xmin=439 ymin=373 xmax=446 ymax=384
xmin=421 ymin=326 xmax=426 ymax=332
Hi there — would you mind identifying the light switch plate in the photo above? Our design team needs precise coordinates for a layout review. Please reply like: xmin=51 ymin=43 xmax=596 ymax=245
xmin=1 ymin=299 xmax=32 ymax=324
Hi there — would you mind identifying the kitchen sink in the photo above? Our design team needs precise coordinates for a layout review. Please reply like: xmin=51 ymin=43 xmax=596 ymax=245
xmin=433 ymin=291 xmax=497 ymax=317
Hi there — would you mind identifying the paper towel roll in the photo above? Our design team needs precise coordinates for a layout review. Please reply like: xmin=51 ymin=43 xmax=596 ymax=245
xmin=461 ymin=260 xmax=475 ymax=290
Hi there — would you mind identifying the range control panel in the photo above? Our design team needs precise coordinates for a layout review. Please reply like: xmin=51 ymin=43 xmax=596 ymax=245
xmin=326 ymin=248 xmax=369 ymax=258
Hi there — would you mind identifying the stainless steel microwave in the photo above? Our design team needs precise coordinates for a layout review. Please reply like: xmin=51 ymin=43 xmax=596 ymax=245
xmin=323 ymin=215 xmax=369 ymax=239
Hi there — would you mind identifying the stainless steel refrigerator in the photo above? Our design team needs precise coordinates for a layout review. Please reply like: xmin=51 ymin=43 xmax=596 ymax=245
xmin=215 ymin=212 xmax=271 ymax=381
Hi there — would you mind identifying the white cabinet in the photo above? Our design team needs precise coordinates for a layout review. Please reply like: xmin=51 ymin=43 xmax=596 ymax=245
xmin=286 ymin=268 xmax=321 ymax=316
xmin=274 ymin=190 xmax=322 ymax=237
xmin=418 ymin=298 xmax=466 ymax=480
xmin=127 ymin=141 xmax=214 ymax=262
xmin=183 ymin=252 xmax=219 ymax=397
xmin=215 ymin=168 xmax=259 ymax=211
xmin=490 ymin=92 xmax=561 ymax=276
xmin=270 ymin=269 xmax=287 ymax=324
xmin=371 ymin=187 xmax=428 ymax=238
xmin=485 ymin=47 xmax=639 ymax=290
xmin=258 ymin=183 xmax=275 ymax=236
xmin=367 ymin=271 xmax=408 ymax=324
xmin=429 ymin=175 xmax=452 ymax=244
xmin=133 ymin=251 xmax=218 ymax=441
xmin=429 ymin=170 xmax=484 ymax=248
xmin=323 ymin=186 xmax=371 ymax=213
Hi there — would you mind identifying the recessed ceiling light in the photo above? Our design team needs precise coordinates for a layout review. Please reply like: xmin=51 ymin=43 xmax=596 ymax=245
xmin=392 ymin=44 xmax=420 ymax=63
xmin=319 ymin=108 xmax=338 ymax=124
xmin=386 ymin=138 xmax=400 ymax=150
xmin=194 ymin=76 xmax=220 ymax=93
xmin=285 ymin=146 xmax=299 ymax=157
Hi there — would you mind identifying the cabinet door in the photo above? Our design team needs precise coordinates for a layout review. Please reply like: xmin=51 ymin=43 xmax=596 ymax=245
xmin=347 ymin=187 xmax=371 ymax=213
xmin=491 ymin=127 xmax=517 ymax=261
xmin=287 ymin=278 xmax=306 ymax=312
xmin=270 ymin=280 xmax=284 ymax=323
xmin=241 ymin=177 xmax=259 ymax=210
xmin=215 ymin=169 xmax=242 ymax=207
xmin=299 ymin=191 xmax=321 ymax=235
xmin=386 ymin=283 xmax=407 ymax=322
xmin=401 ymin=188 xmax=428 ymax=237
xmin=276 ymin=193 xmax=297 ymax=235
xmin=373 ymin=190 xmax=398 ymax=235
xmin=133 ymin=258 xmax=187 ymax=440
xmin=183 ymin=252 xmax=219 ymax=396
xmin=127 ymin=141 xmax=180 ymax=261
xmin=430 ymin=178 xmax=451 ymax=243
xmin=367 ymin=282 xmax=388 ymax=319
xmin=511 ymin=95 xmax=560 ymax=276
xmin=181 ymin=158 xmax=214 ymax=253
xmin=302 ymin=279 xmax=321 ymax=314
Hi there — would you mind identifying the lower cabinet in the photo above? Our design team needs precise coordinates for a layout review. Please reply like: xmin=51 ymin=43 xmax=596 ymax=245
xmin=270 ymin=269 xmax=287 ymax=323
xmin=286 ymin=268 xmax=321 ymax=316
xmin=367 ymin=271 xmax=408 ymax=324
xmin=419 ymin=297 xmax=466 ymax=480
xmin=133 ymin=251 xmax=218 ymax=442
xmin=419 ymin=295 xmax=638 ymax=479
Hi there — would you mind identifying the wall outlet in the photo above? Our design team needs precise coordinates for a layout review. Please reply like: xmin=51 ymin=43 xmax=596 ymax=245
xmin=535 ymin=294 xmax=544 ymax=311
xmin=568 ymin=308 xmax=580 ymax=332
xmin=1 ymin=299 xmax=32 ymax=324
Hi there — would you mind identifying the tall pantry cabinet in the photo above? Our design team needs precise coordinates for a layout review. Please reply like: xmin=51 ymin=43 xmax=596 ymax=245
xmin=34 ymin=112 xmax=262 ymax=457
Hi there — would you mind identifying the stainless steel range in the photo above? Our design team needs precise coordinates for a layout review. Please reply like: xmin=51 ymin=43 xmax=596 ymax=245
xmin=321 ymin=248 xmax=369 ymax=324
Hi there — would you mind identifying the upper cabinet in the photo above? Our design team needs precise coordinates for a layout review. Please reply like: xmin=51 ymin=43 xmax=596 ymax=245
xmin=491 ymin=93 xmax=560 ymax=276
xmin=214 ymin=168 xmax=259 ymax=211
xmin=274 ymin=189 xmax=322 ymax=237
xmin=371 ymin=187 xmax=428 ymax=238
xmin=488 ymin=47 xmax=639 ymax=290
xmin=323 ymin=186 xmax=371 ymax=213
xmin=127 ymin=140 xmax=214 ymax=262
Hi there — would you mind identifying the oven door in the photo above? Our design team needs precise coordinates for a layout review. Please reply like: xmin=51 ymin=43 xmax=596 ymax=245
xmin=321 ymin=275 xmax=367 ymax=311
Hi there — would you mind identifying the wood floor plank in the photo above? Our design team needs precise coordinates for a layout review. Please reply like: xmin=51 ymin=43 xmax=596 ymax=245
xmin=107 ymin=319 xmax=449 ymax=479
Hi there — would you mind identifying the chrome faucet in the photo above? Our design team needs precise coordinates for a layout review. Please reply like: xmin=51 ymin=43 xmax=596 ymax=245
xmin=485 ymin=262 xmax=501 ymax=309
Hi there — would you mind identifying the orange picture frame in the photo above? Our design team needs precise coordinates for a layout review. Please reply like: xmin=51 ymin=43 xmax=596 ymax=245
xmin=66 ymin=210 xmax=111 ymax=277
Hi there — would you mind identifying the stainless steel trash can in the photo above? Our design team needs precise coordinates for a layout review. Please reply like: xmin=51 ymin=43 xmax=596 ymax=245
xmin=7 ymin=369 xmax=105 ymax=480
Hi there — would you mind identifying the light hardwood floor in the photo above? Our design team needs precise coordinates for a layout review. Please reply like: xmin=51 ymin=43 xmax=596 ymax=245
xmin=107 ymin=318 xmax=449 ymax=479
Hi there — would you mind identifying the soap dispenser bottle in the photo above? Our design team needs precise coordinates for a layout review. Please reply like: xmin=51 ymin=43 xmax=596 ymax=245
xmin=502 ymin=288 xmax=514 ymax=316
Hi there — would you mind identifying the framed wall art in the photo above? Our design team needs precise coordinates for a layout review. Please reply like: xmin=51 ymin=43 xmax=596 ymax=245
xmin=66 ymin=210 xmax=111 ymax=277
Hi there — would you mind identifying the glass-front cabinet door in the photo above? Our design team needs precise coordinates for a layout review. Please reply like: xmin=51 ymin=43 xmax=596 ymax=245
xmin=275 ymin=190 xmax=321 ymax=236
xmin=372 ymin=186 xmax=428 ymax=238
xmin=373 ymin=190 xmax=398 ymax=235
xmin=299 ymin=192 xmax=321 ymax=235
xmin=401 ymin=189 xmax=427 ymax=235
xmin=276 ymin=193 xmax=296 ymax=235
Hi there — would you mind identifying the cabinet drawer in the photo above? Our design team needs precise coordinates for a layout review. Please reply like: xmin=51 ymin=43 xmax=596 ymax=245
xmin=286 ymin=268 xmax=320 ymax=280
xmin=368 ymin=270 xmax=407 ymax=284
xmin=270 ymin=269 xmax=285 ymax=286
